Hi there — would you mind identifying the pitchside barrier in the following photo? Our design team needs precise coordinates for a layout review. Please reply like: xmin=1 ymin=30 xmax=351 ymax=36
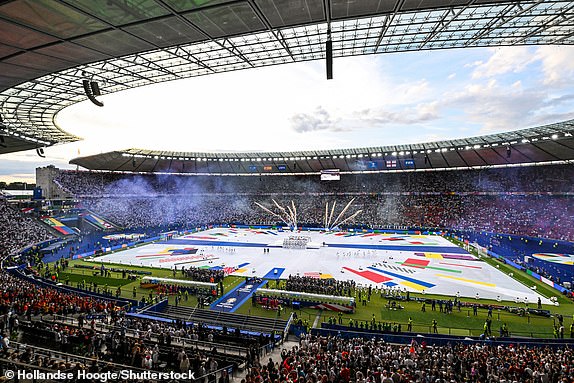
xmin=313 ymin=325 xmax=574 ymax=348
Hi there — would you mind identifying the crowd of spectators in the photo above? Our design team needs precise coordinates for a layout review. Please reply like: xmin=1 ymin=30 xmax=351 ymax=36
xmin=182 ymin=266 xmax=225 ymax=284
xmin=71 ymin=194 xmax=574 ymax=242
xmin=53 ymin=165 xmax=574 ymax=242
xmin=0 ymin=271 xmax=121 ymax=316
xmin=0 ymin=197 xmax=55 ymax=258
xmin=284 ymin=276 xmax=356 ymax=297
xmin=3 ymin=318 xmax=240 ymax=383
xmin=23 ymin=317 xmax=237 ymax=374
xmin=55 ymin=165 xmax=574 ymax=196
xmin=1 ymin=298 xmax=269 ymax=379
xmin=255 ymin=334 xmax=574 ymax=383
xmin=0 ymin=268 xmax=266 ymax=379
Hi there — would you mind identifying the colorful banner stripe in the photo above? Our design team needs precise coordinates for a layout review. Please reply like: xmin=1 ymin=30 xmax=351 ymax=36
xmin=43 ymin=217 xmax=75 ymax=235
xmin=531 ymin=253 xmax=574 ymax=265
xmin=414 ymin=252 xmax=477 ymax=261
xmin=439 ymin=262 xmax=482 ymax=269
xmin=398 ymin=261 xmax=462 ymax=274
xmin=342 ymin=267 xmax=392 ymax=283
xmin=367 ymin=266 xmax=435 ymax=289
xmin=435 ymin=274 xmax=495 ymax=287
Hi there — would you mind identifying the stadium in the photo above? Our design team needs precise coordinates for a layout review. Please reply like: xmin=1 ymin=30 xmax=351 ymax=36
xmin=1 ymin=1 xmax=574 ymax=382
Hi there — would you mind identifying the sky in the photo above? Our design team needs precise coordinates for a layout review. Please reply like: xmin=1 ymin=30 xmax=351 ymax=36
xmin=2 ymin=45 xmax=574 ymax=184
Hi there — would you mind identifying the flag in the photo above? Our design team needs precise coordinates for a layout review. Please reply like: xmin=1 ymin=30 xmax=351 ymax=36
xmin=410 ymin=339 xmax=417 ymax=354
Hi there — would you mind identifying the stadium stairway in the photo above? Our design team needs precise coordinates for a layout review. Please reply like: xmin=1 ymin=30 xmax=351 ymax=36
xmin=210 ymin=279 xmax=268 ymax=313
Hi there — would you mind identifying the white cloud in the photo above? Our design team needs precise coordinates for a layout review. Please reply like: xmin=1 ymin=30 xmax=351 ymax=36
xmin=290 ymin=106 xmax=337 ymax=133
xmin=442 ymin=80 xmax=554 ymax=133
xmin=469 ymin=46 xmax=574 ymax=88
xmin=353 ymin=102 xmax=439 ymax=125
xmin=534 ymin=46 xmax=574 ymax=86
xmin=464 ymin=60 xmax=483 ymax=68
xmin=470 ymin=47 xmax=536 ymax=79
xmin=290 ymin=101 xmax=440 ymax=133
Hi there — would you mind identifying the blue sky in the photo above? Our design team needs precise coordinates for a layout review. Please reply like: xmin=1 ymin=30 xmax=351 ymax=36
xmin=2 ymin=45 xmax=574 ymax=183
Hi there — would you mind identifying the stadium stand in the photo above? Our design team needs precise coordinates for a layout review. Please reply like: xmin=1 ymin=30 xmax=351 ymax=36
xmin=274 ymin=333 xmax=574 ymax=383
xmin=54 ymin=165 xmax=574 ymax=241
xmin=0 ymin=269 xmax=266 ymax=379
xmin=0 ymin=197 xmax=56 ymax=259
xmin=0 ymin=270 xmax=123 ymax=316
xmin=55 ymin=165 xmax=574 ymax=195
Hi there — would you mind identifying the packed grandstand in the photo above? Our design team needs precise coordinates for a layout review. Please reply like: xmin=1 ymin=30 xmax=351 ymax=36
xmin=52 ymin=165 xmax=574 ymax=241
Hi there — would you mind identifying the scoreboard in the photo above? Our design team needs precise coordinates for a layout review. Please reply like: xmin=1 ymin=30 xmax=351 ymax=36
xmin=321 ymin=169 xmax=340 ymax=181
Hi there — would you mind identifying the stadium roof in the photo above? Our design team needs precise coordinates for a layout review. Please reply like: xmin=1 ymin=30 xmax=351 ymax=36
xmin=69 ymin=118 xmax=574 ymax=174
xmin=1 ymin=0 xmax=574 ymax=154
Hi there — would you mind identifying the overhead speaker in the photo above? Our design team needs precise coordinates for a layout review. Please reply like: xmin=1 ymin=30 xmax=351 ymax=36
xmin=90 ymin=81 xmax=101 ymax=96
xmin=36 ymin=147 xmax=46 ymax=158
xmin=83 ymin=79 xmax=104 ymax=107
xmin=326 ymin=39 xmax=333 ymax=80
